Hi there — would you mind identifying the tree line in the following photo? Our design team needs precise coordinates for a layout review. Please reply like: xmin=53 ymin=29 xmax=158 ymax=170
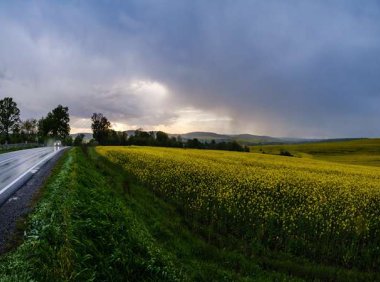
xmin=0 ymin=96 xmax=248 ymax=152
xmin=0 ymin=97 xmax=71 ymax=145
xmin=90 ymin=113 xmax=249 ymax=152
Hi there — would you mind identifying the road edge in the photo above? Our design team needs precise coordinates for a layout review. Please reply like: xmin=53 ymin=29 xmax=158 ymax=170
xmin=0 ymin=148 xmax=69 ymax=254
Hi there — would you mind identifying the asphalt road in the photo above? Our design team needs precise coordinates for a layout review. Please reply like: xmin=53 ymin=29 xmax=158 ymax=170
xmin=0 ymin=147 xmax=63 ymax=206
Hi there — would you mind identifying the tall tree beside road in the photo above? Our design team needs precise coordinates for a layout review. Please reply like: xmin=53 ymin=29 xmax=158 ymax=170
xmin=0 ymin=97 xmax=20 ymax=143
xmin=91 ymin=113 xmax=111 ymax=145
xmin=38 ymin=105 xmax=70 ymax=141
xmin=21 ymin=118 xmax=38 ymax=142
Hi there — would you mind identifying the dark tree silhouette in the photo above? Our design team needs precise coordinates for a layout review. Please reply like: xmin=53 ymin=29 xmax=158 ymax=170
xmin=0 ymin=97 xmax=20 ymax=143
xmin=91 ymin=113 xmax=111 ymax=145
xmin=20 ymin=118 xmax=38 ymax=142
xmin=156 ymin=131 xmax=169 ymax=146
xmin=87 ymin=114 xmax=248 ymax=152
xmin=38 ymin=105 xmax=70 ymax=141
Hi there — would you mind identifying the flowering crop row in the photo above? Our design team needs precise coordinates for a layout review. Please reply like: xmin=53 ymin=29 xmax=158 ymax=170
xmin=97 ymin=146 xmax=380 ymax=270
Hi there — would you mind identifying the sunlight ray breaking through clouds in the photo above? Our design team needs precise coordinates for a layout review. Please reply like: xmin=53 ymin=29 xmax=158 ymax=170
xmin=0 ymin=0 xmax=379 ymax=138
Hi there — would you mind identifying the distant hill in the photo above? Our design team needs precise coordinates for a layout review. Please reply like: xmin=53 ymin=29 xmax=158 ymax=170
xmin=173 ymin=132 xmax=283 ymax=145
xmin=230 ymin=134 xmax=281 ymax=144
xmin=71 ymin=130 xmax=370 ymax=147
xmin=250 ymin=138 xmax=380 ymax=167
xmin=123 ymin=130 xmax=318 ymax=145
xmin=174 ymin=132 xmax=231 ymax=141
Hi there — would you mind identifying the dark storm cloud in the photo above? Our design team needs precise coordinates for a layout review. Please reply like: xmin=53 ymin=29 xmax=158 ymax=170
xmin=0 ymin=0 xmax=379 ymax=137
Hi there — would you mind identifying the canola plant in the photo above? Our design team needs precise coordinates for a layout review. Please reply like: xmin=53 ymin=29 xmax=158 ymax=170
xmin=96 ymin=146 xmax=380 ymax=270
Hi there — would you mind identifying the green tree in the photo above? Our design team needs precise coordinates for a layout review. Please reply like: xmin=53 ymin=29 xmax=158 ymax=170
xmin=21 ymin=118 xmax=38 ymax=142
xmin=38 ymin=105 xmax=70 ymax=141
xmin=0 ymin=97 xmax=20 ymax=143
xmin=156 ymin=131 xmax=169 ymax=146
xmin=63 ymin=135 xmax=73 ymax=146
xmin=91 ymin=113 xmax=111 ymax=145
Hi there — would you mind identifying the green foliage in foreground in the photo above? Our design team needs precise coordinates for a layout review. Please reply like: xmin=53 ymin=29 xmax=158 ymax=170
xmin=250 ymin=138 xmax=380 ymax=167
xmin=0 ymin=147 xmax=293 ymax=281
xmin=2 ymin=146 xmax=378 ymax=281
xmin=99 ymin=146 xmax=380 ymax=273
xmin=0 ymin=148 xmax=179 ymax=281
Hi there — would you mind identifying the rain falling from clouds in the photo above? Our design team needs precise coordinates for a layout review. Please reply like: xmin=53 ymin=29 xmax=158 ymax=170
xmin=0 ymin=0 xmax=379 ymax=138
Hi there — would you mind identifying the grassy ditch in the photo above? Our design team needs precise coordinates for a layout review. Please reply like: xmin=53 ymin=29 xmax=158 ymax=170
xmin=87 ymin=147 xmax=295 ymax=281
xmin=0 ymin=147 xmax=293 ymax=281
xmin=0 ymin=148 xmax=179 ymax=281
xmin=2 ymin=146 xmax=374 ymax=281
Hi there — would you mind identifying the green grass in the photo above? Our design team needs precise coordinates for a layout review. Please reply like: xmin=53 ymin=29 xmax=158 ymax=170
xmin=94 ymin=148 xmax=379 ymax=282
xmin=250 ymin=138 xmax=380 ymax=167
xmin=0 ymin=147 xmax=296 ymax=281
xmin=88 ymin=147 xmax=297 ymax=281
xmin=1 ymin=146 xmax=377 ymax=281
xmin=98 ymin=146 xmax=380 ymax=281
xmin=0 ymin=148 xmax=180 ymax=281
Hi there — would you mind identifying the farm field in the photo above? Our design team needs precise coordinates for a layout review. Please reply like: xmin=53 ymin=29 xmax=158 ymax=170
xmin=1 ymin=146 xmax=379 ymax=280
xmin=0 ymin=148 xmax=298 ymax=281
xmin=97 ymin=146 xmax=380 ymax=278
xmin=250 ymin=139 xmax=380 ymax=167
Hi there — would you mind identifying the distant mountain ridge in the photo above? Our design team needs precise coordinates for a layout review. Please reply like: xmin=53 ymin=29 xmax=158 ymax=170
xmin=123 ymin=130 xmax=313 ymax=145
xmin=172 ymin=132 xmax=283 ymax=145
xmin=71 ymin=130 xmax=322 ymax=145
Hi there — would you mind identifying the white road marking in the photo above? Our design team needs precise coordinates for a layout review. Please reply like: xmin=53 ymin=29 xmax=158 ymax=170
xmin=0 ymin=149 xmax=61 ymax=196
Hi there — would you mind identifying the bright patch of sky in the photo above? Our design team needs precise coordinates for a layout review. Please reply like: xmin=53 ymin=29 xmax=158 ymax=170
xmin=1 ymin=0 xmax=380 ymax=138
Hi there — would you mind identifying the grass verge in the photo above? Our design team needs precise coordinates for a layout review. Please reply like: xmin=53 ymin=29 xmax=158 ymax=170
xmin=0 ymin=147 xmax=292 ymax=281
xmin=0 ymin=149 xmax=69 ymax=255
xmin=0 ymin=147 xmax=179 ymax=281
xmin=1 ymin=146 xmax=375 ymax=281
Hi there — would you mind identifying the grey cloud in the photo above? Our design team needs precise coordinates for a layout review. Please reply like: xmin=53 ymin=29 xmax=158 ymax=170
xmin=0 ymin=0 xmax=379 ymax=137
xmin=131 ymin=0 xmax=380 ymax=137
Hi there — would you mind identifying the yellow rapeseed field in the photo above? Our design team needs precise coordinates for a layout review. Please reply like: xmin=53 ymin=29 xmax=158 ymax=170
xmin=96 ymin=146 xmax=380 ymax=270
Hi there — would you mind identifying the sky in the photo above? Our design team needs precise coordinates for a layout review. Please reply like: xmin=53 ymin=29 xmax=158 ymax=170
xmin=0 ymin=0 xmax=379 ymax=138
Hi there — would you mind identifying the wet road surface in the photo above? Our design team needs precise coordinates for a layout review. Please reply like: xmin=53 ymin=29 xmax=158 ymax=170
xmin=0 ymin=147 xmax=63 ymax=206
